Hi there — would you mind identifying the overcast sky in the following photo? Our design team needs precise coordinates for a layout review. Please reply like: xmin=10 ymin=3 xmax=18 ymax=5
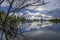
xmin=29 ymin=0 xmax=60 ymax=11
xmin=1 ymin=0 xmax=60 ymax=19
xmin=42 ymin=0 xmax=60 ymax=10
xmin=1 ymin=0 xmax=60 ymax=11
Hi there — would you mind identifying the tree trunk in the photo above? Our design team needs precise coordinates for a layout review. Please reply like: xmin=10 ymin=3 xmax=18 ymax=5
xmin=5 ymin=32 xmax=8 ymax=40
xmin=1 ymin=31 xmax=3 ymax=40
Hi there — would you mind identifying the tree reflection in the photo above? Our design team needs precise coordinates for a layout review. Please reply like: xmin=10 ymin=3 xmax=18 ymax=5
xmin=0 ymin=11 xmax=33 ymax=40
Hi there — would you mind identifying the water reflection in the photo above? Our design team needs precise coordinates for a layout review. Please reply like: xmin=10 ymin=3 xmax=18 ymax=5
xmin=20 ymin=21 xmax=53 ymax=32
xmin=19 ymin=21 xmax=60 ymax=40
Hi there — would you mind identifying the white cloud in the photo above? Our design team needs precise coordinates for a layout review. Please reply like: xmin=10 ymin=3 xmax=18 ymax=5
xmin=24 ymin=11 xmax=53 ymax=20
xmin=27 ymin=0 xmax=60 ymax=11
xmin=1 ymin=0 xmax=9 ymax=7
xmin=1 ymin=0 xmax=60 ymax=10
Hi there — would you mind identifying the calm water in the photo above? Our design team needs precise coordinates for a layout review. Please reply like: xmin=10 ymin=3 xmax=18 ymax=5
xmin=19 ymin=21 xmax=60 ymax=40
xmin=0 ymin=21 xmax=60 ymax=40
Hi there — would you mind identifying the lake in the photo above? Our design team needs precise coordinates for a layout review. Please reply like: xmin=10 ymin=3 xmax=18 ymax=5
xmin=18 ymin=21 xmax=60 ymax=40
xmin=0 ymin=21 xmax=60 ymax=40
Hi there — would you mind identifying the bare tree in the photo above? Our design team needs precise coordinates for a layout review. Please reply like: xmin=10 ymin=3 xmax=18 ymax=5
xmin=0 ymin=0 xmax=48 ymax=40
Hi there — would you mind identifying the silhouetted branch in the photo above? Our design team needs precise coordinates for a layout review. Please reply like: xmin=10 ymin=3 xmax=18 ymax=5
xmin=0 ymin=0 xmax=48 ymax=40
xmin=9 ymin=0 xmax=46 ymax=13
xmin=3 ymin=0 xmax=14 ymax=26
xmin=0 ymin=0 xmax=4 ymax=4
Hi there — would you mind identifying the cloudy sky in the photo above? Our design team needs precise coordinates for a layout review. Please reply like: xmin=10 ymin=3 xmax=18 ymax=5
xmin=28 ymin=0 xmax=60 ymax=11
xmin=1 ymin=0 xmax=60 ymax=10
xmin=0 ymin=0 xmax=60 ymax=18
xmin=42 ymin=0 xmax=60 ymax=10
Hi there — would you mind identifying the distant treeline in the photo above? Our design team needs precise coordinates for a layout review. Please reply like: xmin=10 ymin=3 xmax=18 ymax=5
xmin=1 ymin=10 xmax=60 ymax=23
xmin=48 ymin=19 xmax=60 ymax=23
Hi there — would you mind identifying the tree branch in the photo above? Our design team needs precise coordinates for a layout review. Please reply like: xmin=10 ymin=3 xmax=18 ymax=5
xmin=0 ymin=0 xmax=4 ymax=4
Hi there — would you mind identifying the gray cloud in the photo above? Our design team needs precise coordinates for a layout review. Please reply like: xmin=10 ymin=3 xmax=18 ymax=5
xmin=42 ymin=0 xmax=60 ymax=10
xmin=27 ymin=0 xmax=60 ymax=11
xmin=1 ymin=0 xmax=60 ymax=11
